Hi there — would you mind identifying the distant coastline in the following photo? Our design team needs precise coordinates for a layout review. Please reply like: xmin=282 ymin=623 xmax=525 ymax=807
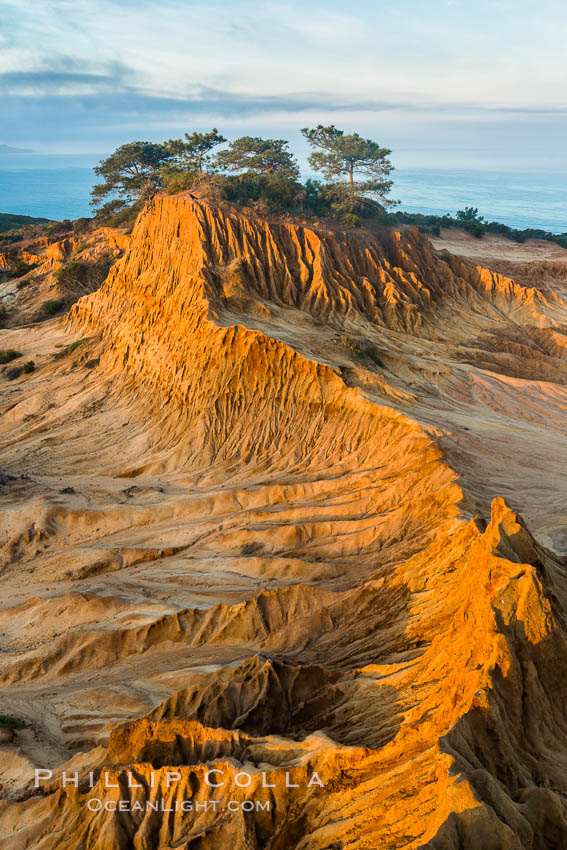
xmin=0 ymin=212 xmax=50 ymax=234
xmin=0 ymin=144 xmax=33 ymax=154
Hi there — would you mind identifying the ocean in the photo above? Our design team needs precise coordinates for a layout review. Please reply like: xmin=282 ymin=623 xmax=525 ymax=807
xmin=0 ymin=153 xmax=565 ymax=234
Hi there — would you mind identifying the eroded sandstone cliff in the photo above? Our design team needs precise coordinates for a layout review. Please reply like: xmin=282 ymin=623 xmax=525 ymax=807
xmin=1 ymin=196 xmax=567 ymax=849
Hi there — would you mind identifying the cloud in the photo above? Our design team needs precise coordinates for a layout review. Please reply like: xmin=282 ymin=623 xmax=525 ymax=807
xmin=0 ymin=63 xmax=131 ymax=95
xmin=1 ymin=0 xmax=566 ymax=157
xmin=5 ymin=77 xmax=567 ymax=121
xmin=2 ymin=0 xmax=566 ymax=107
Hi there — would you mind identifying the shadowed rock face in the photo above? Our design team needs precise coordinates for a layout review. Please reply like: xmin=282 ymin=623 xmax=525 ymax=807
xmin=1 ymin=196 xmax=567 ymax=848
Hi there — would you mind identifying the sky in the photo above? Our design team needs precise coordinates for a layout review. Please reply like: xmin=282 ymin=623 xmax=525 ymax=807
xmin=1 ymin=0 xmax=566 ymax=169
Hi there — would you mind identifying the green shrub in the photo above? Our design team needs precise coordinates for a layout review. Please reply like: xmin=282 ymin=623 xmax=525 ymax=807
xmin=341 ymin=335 xmax=384 ymax=368
xmin=84 ymin=357 xmax=99 ymax=369
xmin=0 ymin=349 xmax=21 ymax=364
xmin=23 ymin=360 xmax=35 ymax=373
xmin=100 ymin=200 xmax=144 ymax=231
xmin=418 ymin=223 xmax=441 ymax=236
xmin=163 ymin=169 xmax=197 ymax=194
xmin=0 ymin=303 xmax=7 ymax=326
xmin=65 ymin=337 xmax=89 ymax=354
xmin=364 ymin=347 xmax=385 ymax=368
xmin=72 ymin=217 xmax=91 ymax=235
xmin=45 ymin=219 xmax=72 ymax=236
xmin=40 ymin=298 xmax=66 ymax=318
xmin=223 ymin=173 xmax=303 ymax=213
xmin=466 ymin=221 xmax=485 ymax=239
xmin=55 ymin=254 xmax=113 ymax=299
xmin=9 ymin=260 xmax=34 ymax=278
xmin=191 ymin=173 xmax=228 ymax=202
xmin=340 ymin=212 xmax=359 ymax=228
xmin=456 ymin=207 xmax=484 ymax=224
xmin=386 ymin=209 xmax=566 ymax=250
xmin=0 ymin=714 xmax=25 ymax=729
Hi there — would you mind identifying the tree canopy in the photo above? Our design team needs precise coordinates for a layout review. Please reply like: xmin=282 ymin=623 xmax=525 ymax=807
xmin=456 ymin=206 xmax=484 ymax=223
xmin=301 ymin=125 xmax=396 ymax=218
xmin=91 ymin=142 xmax=174 ymax=214
xmin=214 ymin=136 xmax=300 ymax=180
xmin=165 ymin=129 xmax=226 ymax=174
xmin=91 ymin=126 xmax=399 ymax=226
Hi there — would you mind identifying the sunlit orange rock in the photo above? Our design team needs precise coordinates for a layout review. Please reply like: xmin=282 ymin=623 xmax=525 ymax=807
xmin=1 ymin=196 xmax=567 ymax=848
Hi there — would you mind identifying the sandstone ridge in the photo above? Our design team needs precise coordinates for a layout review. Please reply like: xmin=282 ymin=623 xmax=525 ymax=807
xmin=1 ymin=197 xmax=567 ymax=848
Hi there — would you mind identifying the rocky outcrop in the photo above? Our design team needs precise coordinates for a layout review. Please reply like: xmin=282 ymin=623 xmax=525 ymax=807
xmin=0 ymin=225 xmax=129 ymax=325
xmin=1 ymin=197 xmax=567 ymax=848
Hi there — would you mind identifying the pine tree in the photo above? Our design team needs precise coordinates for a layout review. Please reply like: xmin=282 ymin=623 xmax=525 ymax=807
xmin=91 ymin=142 xmax=173 ymax=214
xmin=165 ymin=129 xmax=226 ymax=174
xmin=214 ymin=137 xmax=299 ymax=180
xmin=301 ymin=125 xmax=396 ymax=219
